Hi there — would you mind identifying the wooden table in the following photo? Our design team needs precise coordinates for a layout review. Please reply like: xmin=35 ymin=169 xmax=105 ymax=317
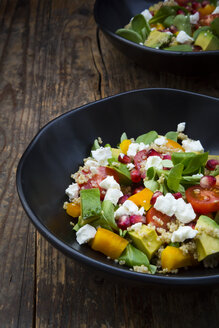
xmin=0 ymin=0 xmax=219 ymax=327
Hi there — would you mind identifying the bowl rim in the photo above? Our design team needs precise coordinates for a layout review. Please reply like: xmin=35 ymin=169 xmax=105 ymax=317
xmin=94 ymin=0 xmax=219 ymax=56
xmin=16 ymin=87 xmax=219 ymax=286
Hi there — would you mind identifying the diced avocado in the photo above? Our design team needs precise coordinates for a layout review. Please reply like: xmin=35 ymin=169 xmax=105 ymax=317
xmin=164 ymin=44 xmax=193 ymax=52
xmin=80 ymin=188 xmax=101 ymax=220
xmin=144 ymin=30 xmax=171 ymax=49
xmin=195 ymin=215 xmax=219 ymax=262
xmin=107 ymin=158 xmax=131 ymax=185
xmin=128 ymin=225 xmax=162 ymax=260
xmin=194 ymin=30 xmax=219 ymax=51
xmin=111 ymin=148 xmax=121 ymax=159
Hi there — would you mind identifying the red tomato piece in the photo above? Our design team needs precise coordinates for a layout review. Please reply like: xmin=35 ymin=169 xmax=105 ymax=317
xmin=78 ymin=166 xmax=119 ymax=200
xmin=134 ymin=150 xmax=147 ymax=170
xmin=146 ymin=207 xmax=173 ymax=230
xmin=185 ymin=185 xmax=219 ymax=214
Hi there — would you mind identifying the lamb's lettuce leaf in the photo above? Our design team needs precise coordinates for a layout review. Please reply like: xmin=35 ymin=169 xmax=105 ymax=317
xmin=136 ymin=130 xmax=158 ymax=145
xmin=165 ymin=131 xmax=178 ymax=142
xmin=167 ymin=163 xmax=184 ymax=192
xmin=171 ymin=152 xmax=208 ymax=175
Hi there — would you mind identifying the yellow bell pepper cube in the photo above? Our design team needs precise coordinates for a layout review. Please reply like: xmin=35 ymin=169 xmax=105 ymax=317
xmin=128 ymin=188 xmax=153 ymax=211
xmin=161 ymin=246 xmax=195 ymax=270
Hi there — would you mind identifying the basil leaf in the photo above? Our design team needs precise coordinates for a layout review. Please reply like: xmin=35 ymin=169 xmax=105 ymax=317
xmin=173 ymin=14 xmax=192 ymax=35
xmin=164 ymin=44 xmax=193 ymax=51
xmin=119 ymin=244 xmax=151 ymax=268
xmin=165 ymin=131 xmax=178 ymax=142
xmin=149 ymin=6 xmax=176 ymax=24
xmin=131 ymin=14 xmax=151 ymax=40
xmin=167 ymin=163 xmax=184 ymax=192
xmin=211 ymin=17 xmax=219 ymax=37
xmin=136 ymin=130 xmax=158 ymax=145
xmin=120 ymin=132 xmax=128 ymax=142
xmin=171 ymin=152 xmax=208 ymax=175
xmin=116 ymin=28 xmax=143 ymax=44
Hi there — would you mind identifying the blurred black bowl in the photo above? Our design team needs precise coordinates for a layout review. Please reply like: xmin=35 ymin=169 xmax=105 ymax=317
xmin=17 ymin=88 xmax=219 ymax=287
xmin=94 ymin=0 xmax=219 ymax=75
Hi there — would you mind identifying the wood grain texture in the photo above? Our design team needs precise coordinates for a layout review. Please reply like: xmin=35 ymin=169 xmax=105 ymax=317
xmin=0 ymin=0 xmax=219 ymax=327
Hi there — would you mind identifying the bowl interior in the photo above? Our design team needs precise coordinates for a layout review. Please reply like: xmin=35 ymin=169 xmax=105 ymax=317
xmin=17 ymin=89 xmax=219 ymax=285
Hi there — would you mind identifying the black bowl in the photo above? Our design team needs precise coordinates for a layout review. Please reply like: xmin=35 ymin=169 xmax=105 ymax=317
xmin=94 ymin=0 xmax=219 ymax=75
xmin=17 ymin=88 xmax=219 ymax=287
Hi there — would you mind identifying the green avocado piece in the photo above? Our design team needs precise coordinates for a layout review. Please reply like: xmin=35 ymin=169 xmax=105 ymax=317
xmin=144 ymin=30 xmax=171 ymax=49
xmin=194 ymin=30 xmax=219 ymax=51
xmin=195 ymin=215 xmax=219 ymax=262
xmin=80 ymin=188 xmax=101 ymax=220
xmin=111 ymin=148 xmax=121 ymax=159
xmin=107 ymin=158 xmax=131 ymax=186
xmin=128 ymin=225 xmax=162 ymax=260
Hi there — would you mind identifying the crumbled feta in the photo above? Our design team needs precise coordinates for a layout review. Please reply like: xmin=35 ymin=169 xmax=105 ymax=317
xmin=171 ymin=226 xmax=198 ymax=243
xmin=127 ymin=142 xmax=149 ymax=158
xmin=76 ymin=224 xmax=96 ymax=245
xmin=127 ymin=163 xmax=135 ymax=171
xmin=85 ymin=159 xmax=100 ymax=175
xmin=162 ymin=159 xmax=174 ymax=168
xmin=141 ymin=9 xmax=152 ymax=21
xmin=177 ymin=122 xmax=186 ymax=133
xmin=104 ymin=188 xmax=123 ymax=205
xmin=145 ymin=156 xmax=163 ymax=171
xmin=114 ymin=200 xmax=142 ymax=218
xmin=91 ymin=147 xmax=112 ymax=165
xmin=154 ymin=193 xmax=196 ymax=223
xmin=176 ymin=31 xmax=193 ymax=44
xmin=119 ymin=153 xmax=125 ymax=159
xmin=192 ymin=173 xmax=203 ymax=179
xmin=99 ymin=176 xmax=120 ymax=190
xmin=65 ymin=183 xmax=79 ymax=200
xmin=190 ymin=12 xmax=199 ymax=25
xmin=182 ymin=139 xmax=204 ymax=152
xmin=165 ymin=31 xmax=173 ymax=36
xmin=212 ymin=6 xmax=219 ymax=14
xmin=154 ymin=136 xmax=167 ymax=146
xmin=127 ymin=222 xmax=142 ymax=232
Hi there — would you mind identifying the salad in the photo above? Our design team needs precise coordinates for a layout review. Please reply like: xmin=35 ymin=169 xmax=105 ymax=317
xmin=64 ymin=123 xmax=219 ymax=274
xmin=116 ymin=0 xmax=219 ymax=52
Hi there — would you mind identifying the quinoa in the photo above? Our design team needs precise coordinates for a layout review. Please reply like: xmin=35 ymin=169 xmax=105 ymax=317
xmin=133 ymin=265 xmax=150 ymax=273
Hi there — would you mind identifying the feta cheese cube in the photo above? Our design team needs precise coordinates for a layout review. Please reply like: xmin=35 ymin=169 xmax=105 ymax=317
xmin=154 ymin=193 xmax=176 ymax=217
xmin=154 ymin=136 xmax=167 ymax=146
xmin=190 ymin=12 xmax=199 ymax=25
xmin=127 ymin=143 xmax=140 ymax=157
xmin=175 ymin=198 xmax=196 ymax=223
xmin=141 ymin=9 xmax=152 ymax=21
xmin=76 ymin=224 xmax=96 ymax=245
xmin=171 ymin=226 xmax=198 ymax=242
xmin=99 ymin=176 xmax=120 ymax=190
xmin=104 ymin=188 xmax=123 ymax=205
xmin=91 ymin=147 xmax=112 ymax=165
xmin=177 ymin=122 xmax=186 ymax=132
xmin=127 ymin=222 xmax=143 ymax=232
xmin=145 ymin=156 xmax=163 ymax=171
xmin=182 ymin=139 xmax=204 ymax=152
xmin=212 ymin=6 xmax=219 ymax=14
xmin=176 ymin=31 xmax=193 ymax=44
xmin=127 ymin=163 xmax=135 ymax=171
xmin=114 ymin=200 xmax=141 ymax=218
xmin=65 ymin=183 xmax=79 ymax=200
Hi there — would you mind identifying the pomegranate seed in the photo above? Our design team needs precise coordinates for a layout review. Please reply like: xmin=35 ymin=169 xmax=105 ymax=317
xmin=130 ymin=215 xmax=146 ymax=225
xmin=172 ymin=192 xmax=182 ymax=199
xmin=147 ymin=149 xmax=161 ymax=158
xmin=118 ymin=154 xmax=131 ymax=164
xmin=206 ymin=159 xmax=219 ymax=171
xmin=177 ymin=9 xmax=185 ymax=15
xmin=131 ymin=169 xmax=142 ymax=183
xmin=150 ymin=191 xmax=163 ymax=205
xmin=169 ymin=25 xmax=178 ymax=34
xmin=132 ymin=186 xmax=144 ymax=194
xmin=191 ymin=9 xmax=198 ymax=14
xmin=200 ymin=176 xmax=216 ymax=189
xmin=118 ymin=195 xmax=129 ymax=205
xmin=192 ymin=1 xmax=200 ymax=10
xmin=162 ymin=154 xmax=171 ymax=160
xmin=116 ymin=215 xmax=131 ymax=230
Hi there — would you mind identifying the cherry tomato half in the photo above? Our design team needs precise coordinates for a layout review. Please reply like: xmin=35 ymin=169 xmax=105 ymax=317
xmin=185 ymin=185 xmax=219 ymax=214
xmin=146 ymin=207 xmax=173 ymax=230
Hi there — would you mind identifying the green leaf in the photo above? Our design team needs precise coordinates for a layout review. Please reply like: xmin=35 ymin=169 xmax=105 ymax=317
xmin=119 ymin=244 xmax=152 ymax=269
xmin=144 ymin=179 xmax=159 ymax=192
xmin=173 ymin=14 xmax=192 ymax=35
xmin=171 ymin=152 xmax=208 ymax=176
xmin=107 ymin=158 xmax=131 ymax=185
xmin=180 ymin=174 xmax=203 ymax=185
xmin=101 ymin=200 xmax=118 ymax=231
xmin=162 ymin=159 xmax=174 ymax=168
xmin=136 ymin=130 xmax=158 ymax=145
xmin=211 ymin=17 xmax=219 ymax=38
xmin=193 ymin=26 xmax=211 ymax=40
xmin=120 ymin=132 xmax=128 ymax=143
xmin=131 ymin=14 xmax=151 ymax=40
xmin=146 ymin=167 xmax=156 ymax=180
xmin=167 ymin=163 xmax=184 ymax=192
xmin=163 ymin=15 xmax=175 ymax=27
xmin=116 ymin=28 xmax=143 ymax=44
xmin=91 ymin=139 xmax=100 ymax=151
xmin=165 ymin=131 xmax=178 ymax=142
xmin=168 ymin=242 xmax=180 ymax=248
xmin=149 ymin=6 xmax=176 ymax=24
xmin=164 ymin=44 xmax=193 ymax=52
xmin=80 ymin=188 xmax=102 ymax=219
